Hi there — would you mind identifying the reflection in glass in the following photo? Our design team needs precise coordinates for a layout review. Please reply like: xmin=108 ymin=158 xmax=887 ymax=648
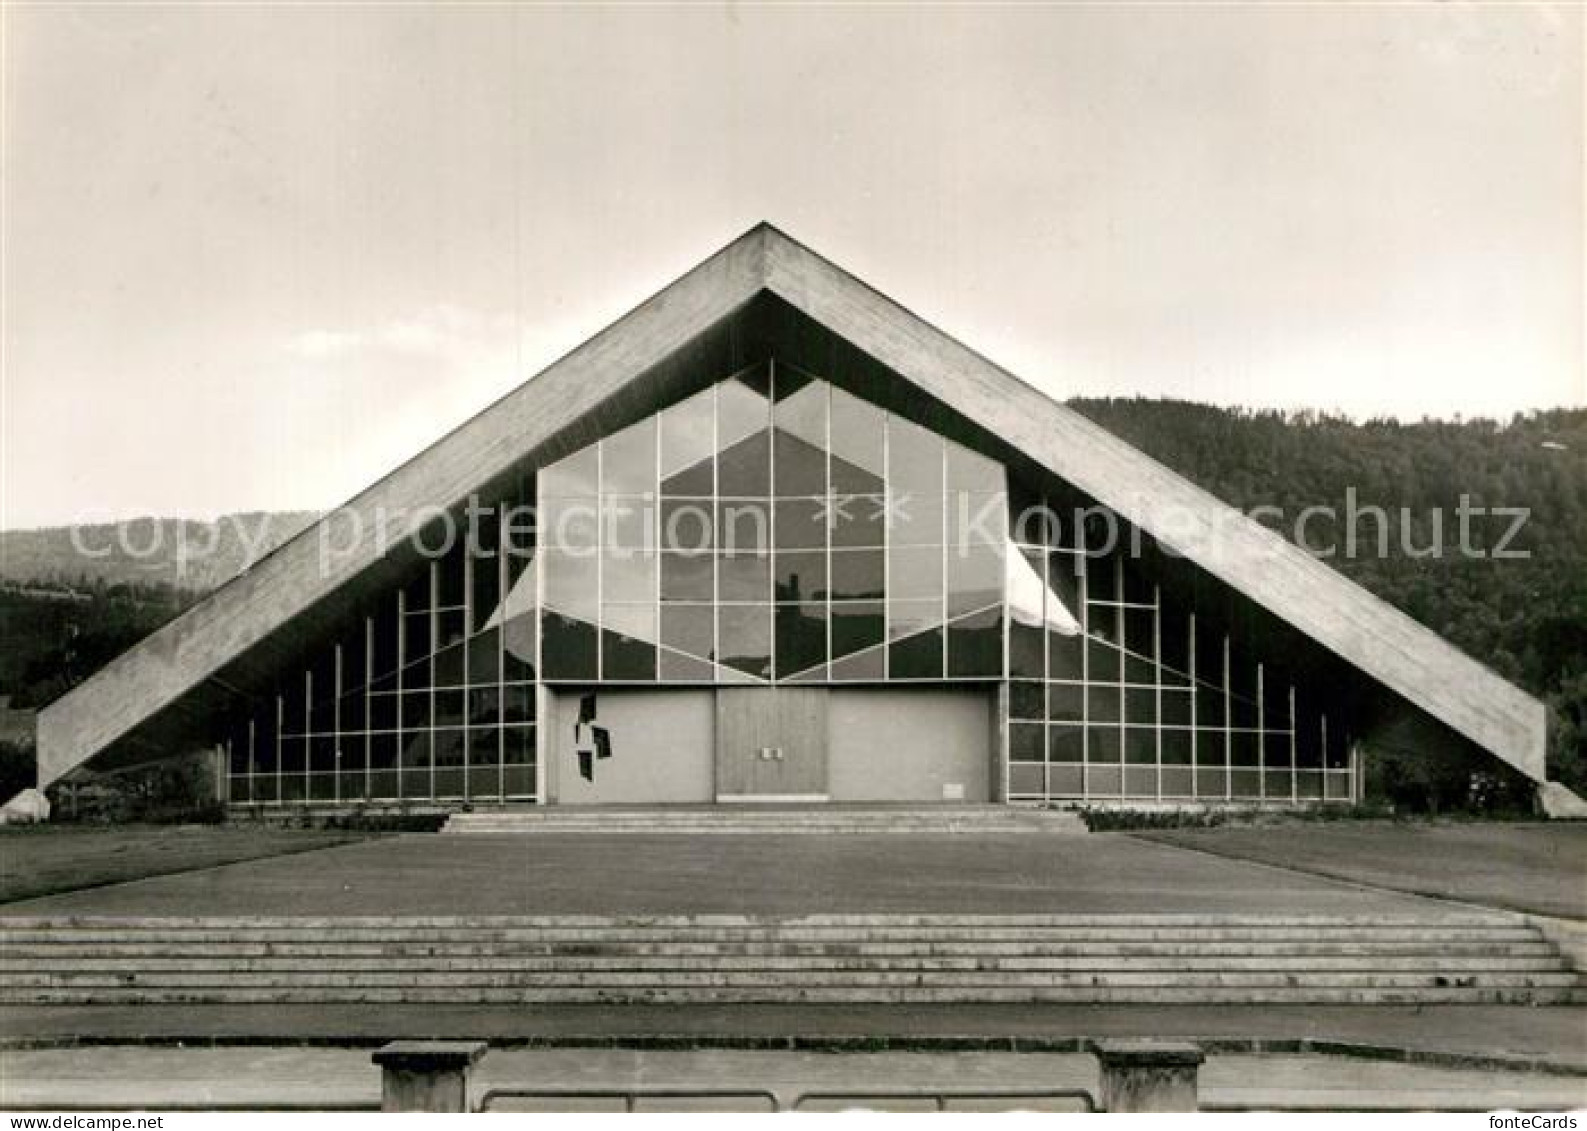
xmin=601 ymin=417 xmax=656 ymax=496
xmin=717 ymin=604 xmax=772 ymax=680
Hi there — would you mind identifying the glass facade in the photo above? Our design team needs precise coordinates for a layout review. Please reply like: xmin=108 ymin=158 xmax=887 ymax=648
xmin=225 ymin=498 xmax=540 ymax=805
xmin=536 ymin=362 xmax=1008 ymax=686
xmin=1005 ymin=516 xmax=1355 ymax=804
xmin=222 ymin=356 xmax=1354 ymax=807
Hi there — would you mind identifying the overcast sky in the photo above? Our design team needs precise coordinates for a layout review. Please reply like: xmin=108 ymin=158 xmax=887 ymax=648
xmin=3 ymin=3 xmax=1581 ymax=529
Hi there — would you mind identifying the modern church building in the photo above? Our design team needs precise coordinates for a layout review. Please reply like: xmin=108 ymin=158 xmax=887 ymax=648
xmin=35 ymin=225 xmax=1548 ymax=812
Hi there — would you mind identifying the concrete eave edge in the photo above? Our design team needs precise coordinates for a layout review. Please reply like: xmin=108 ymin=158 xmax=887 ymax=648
xmin=36 ymin=223 xmax=1547 ymax=788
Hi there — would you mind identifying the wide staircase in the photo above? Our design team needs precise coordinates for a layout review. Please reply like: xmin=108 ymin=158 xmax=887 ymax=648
xmin=2 ymin=914 xmax=1580 ymax=1006
xmin=441 ymin=804 xmax=1087 ymax=836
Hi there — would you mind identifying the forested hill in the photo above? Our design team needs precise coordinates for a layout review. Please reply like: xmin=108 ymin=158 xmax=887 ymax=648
xmin=1067 ymin=400 xmax=1587 ymax=775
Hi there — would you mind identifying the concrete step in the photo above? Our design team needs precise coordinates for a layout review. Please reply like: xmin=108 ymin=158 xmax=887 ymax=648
xmin=9 ymin=965 xmax=1580 ymax=987
xmin=0 ymin=928 xmax=1540 ymax=948
xmin=439 ymin=807 xmax=1088 ymax=836
xmin=3 ymin=955 xmax=1569 ymax=974
xmin=1 ymin=913 xmax=1569 ymax=1008
xmin=6 ymin=986 xmax=1581 ymax=1006
xmin=2 ymin=941 xmax=1558 ymax=959
xmin=0 ymin=912 xmax=1522 ymax=928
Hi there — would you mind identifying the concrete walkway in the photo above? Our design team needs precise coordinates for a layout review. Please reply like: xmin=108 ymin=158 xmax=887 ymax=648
xmin=2 ymin=1046 xmax=1582 ymax=1111
xmin=7 ymin=1003 xmax=1585 ymax=1073
xmin=0 ymin=832 xmax=1458 ymax=918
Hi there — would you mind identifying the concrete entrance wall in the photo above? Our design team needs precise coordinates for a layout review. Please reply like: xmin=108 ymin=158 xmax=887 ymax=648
xmin=827 ymin=688 xmax=993 ymax=802
xmin=547 ymin=686 xmax=992 ymax=805
xmin=547 ymin=689 xmax=715 ymax=804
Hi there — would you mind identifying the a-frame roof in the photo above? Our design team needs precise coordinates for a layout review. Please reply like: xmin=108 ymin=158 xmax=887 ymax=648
xmin=36 ymin=224 xmax=1546 ymax=787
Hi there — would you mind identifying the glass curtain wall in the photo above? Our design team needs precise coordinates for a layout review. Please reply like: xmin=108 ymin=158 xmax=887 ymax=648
xmin=225 ymin=503 xmax=539 ymax=805
xmin=537 ymin=361 xmax=1009 ymax=686
xmin=1005 ymin=509 xmax=1355 ymax=803
xmin=221 ymin=357 xmax=1353 ymax=808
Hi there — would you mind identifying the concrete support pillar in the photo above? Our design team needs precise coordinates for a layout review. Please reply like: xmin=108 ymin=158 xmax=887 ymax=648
xmin=372 ymin=1040 xmax=489 ymax=1112
xmin=1094 ymin=1040 xmax=1204 ymax=1112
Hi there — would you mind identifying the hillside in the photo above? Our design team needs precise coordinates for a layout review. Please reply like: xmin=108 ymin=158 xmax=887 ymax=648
xmin=0 ymin=512 xmax=318 ymax=593
xmin=0 ymin=405 xmax=1581 ymax=782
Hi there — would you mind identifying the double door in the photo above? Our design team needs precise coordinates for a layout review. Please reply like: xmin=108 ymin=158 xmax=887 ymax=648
xmin=714 ymin=688 xmax=828 ymax=801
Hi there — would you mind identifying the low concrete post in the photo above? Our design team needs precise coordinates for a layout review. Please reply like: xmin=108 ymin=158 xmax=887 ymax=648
xmin=1094 ymin=1040 xmax=1205 ymax=1112
xmin=372 ymin=1040 xmax=489 ymax=1112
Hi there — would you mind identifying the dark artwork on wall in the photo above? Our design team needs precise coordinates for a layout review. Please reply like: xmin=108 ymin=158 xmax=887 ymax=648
xmin=574 ymin=692 xmax=612 ymax=783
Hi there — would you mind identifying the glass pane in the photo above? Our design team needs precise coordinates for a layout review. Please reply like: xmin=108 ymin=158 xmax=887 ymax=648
xmin=541 ymin=612 xmax=598 ymax=680
xmin=717 ymin=604 xmax=771 ymax=680
xmin=828 ymin=642 xmax=885 ymax=681
xmin=661 ymin=388 xmax=716 ymax=494
xmin=541 ymin=498 xmax=598 ymax=549
xmin=889 ymin=598 xmax=941 ymax=642
xmin=888 ymin=492 xmax=944 ymax=548
xmin=889 ymin=545 xmax=943 ymax=601
xmin=829 ymin=386 xmax=885 ymax=493
xmin=601 ymin=417 xmax=656 ymax=496
xmin=889 ymin=625 xmax=943 ymax=678
xmin=830 ymin=601 xmax=884 ymax=659
xmin=773 ymin=432 xmax=827 ymax=499
xmin=1089 ymin=686 xmax=1121 ymax=724
xmin=717 ymin=500 xmax=771 ymax=553
xmin=661 ymin=603 xmax=714 ymax=661
xmin=605 ymin=497 xmax=658 ymax=550
xmin=829 ymin=550 xmax=884 ymax=600
xmin=887 ymin=416 xmax=942 ymax=493
xmin=946 ymin=542 xmax=1002 ymax=616
xmin=717 ymin=552 xmax=770 ymax=602
xmin=1010 ymin=680 xmax=1044 ymax=719
xmin=1048 ymin=725 xmax=1084 ymax=762
xmin=946 ymin=442 xmax=1003 ymax=493
xmin=660 ymin=648 xmax=716 ymax=682
xmin=773 ymin=370 xmax=827 ymax=497
xmin=542 ymin=444 xmax=598 ymax=497
xmin=774 ymin=550 xmax=826 ymax=603
xmin=603 ymin=602 xmax=657 ymax=644
xmin=1008 ymin=762 xmax=1044 ymax=797
xmin=718 ymin=369 xmax=770 ymax=495
xmin=601 ymin=550 xmax=656 ymax=603
xmin=543 ymin=549 xmax=598 ymax=620
xmin=717 ymin=430 xmax=771 ymax=496
xmin=774 ymin=498 xmax=827 ymax=551
xmin=603 ymin=626 xmax=657 ymax=681
xmin=948 ymin=492 xmax=1007 ymax=548
xmin=832 ymin=495 xmax=884 ymax=548
xmin=1011 ymin=721 xmax=1044 ymax=762
xmin=1047 ymin=681 xmax=1084 ymax=722
xmin=661 ymin=498 xmax=715 ymax=551
xmin=661 ymin=552 xmax=713 ymax=602
xmin=775 ymin=603 xmax=827 ymax=679
xmin=947 ymin=605 xmax=1002 ymax=677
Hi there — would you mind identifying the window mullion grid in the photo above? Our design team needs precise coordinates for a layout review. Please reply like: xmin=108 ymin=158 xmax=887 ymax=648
xmin=391 ymin=586 xmax=399 ymax=799
xmin=333 ymin=642 xmax=342 ymax=805
xmin=274 ymin=691 xmax=282 ymax=805
xmin=1153 ymin=584 xmax=1162 ymax=803
xmin=364 ymin=614 xmax=374 ymax=802
xmin=429 ymin=559 xmax=439 ymax=802
xmin=1188 ymin=612 xmax=1198 ymax=797
xmin=1079 ymin=538 xmax=1089 ymax=802
xmin=461 ymin=542 xmax=471 ymax=800
xmin=1257 ymin=660 xmax=1266 ymax=803
xmin=1223 ymin=635 xmax=1232 ymax=801
xmin=1290 ymin=684 xmax=1299 ymax=804
xmin=503 ymin=505 xmax=511 ymax=802
xmin=768 ymin=358 xmax=777 ymax=681
xmin=1115 ymin=557 xmax=1125 ymax=800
